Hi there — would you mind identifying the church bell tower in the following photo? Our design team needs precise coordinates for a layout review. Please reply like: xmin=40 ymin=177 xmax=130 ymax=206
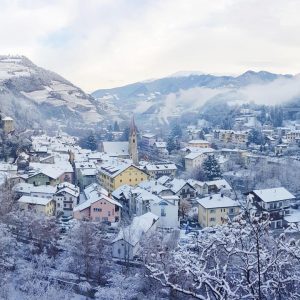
xmin=129 ymin=116 xmax=139 ymax=165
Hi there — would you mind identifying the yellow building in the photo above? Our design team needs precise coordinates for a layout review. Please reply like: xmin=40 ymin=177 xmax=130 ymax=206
xmin=99 ymin=163 xmax=148 ymax=193
xmin=197 ymin=194 xmax=240 ymax=227
xmin=215 ymin=130 xmax=248 ymax=144
xmin=18 ymin=195 xmax=55 ymax=216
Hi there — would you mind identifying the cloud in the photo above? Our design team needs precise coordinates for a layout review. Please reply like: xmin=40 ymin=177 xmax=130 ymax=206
xmin=1 ymin=0 xmax=300 ymax=91
xmin=239 ymin=76 xmax=300 ymax=105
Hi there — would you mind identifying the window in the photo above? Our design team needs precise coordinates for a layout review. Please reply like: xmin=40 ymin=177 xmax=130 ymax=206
xmin=120 ymin=179 xmax=122 ymax=183
xmin=229 ymin=208 xmax=235 ymax=214
xmin=108 ymin=211 xmax=111 ymax=216
xmin=57 ymin=203 xmax=60 ymax=208
xmin=161 ymin=207 xmax=166 ymax=217
xmin=210 ymin=217 xmax=215 ymax=222
xmin=210 ymin=209 xmax=216 ymax=214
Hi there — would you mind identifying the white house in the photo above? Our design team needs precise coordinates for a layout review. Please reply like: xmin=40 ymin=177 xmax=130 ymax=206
xmin=132 ymin=187 xmax=179 ymax=229
xmin=248 ymin=187 xmax=295 ymax=229
xmin=112 ymin=212 xmax=159 ymax=261
xmin=54 ymin=182 xmax=80 ymax=217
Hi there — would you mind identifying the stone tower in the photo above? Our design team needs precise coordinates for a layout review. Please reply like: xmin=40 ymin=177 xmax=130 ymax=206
xmin=129 ymin=115 xmax=139 ymax=165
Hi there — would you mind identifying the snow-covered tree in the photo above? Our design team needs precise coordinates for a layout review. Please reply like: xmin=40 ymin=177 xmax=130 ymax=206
xmin=145 ymin=214 xmax=300 ymax=299
xmin=202 ymin=155 xmax=222 ymax=180
xmin=59 ymin=221 xmax=109 ymax=284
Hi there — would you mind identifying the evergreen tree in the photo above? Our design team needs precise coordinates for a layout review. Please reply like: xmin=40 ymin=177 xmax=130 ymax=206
xmin=79 ymin=132 xmax=98 ymax=151
xmin=247 ymin=129 xmax=264 ymax=145
xmin=113 ymin=121 xmax=120 ymax=132
xmin=166 ymin=135 xmax=176 ymax=153
xmin=171 ymin=124 xmax=182 ymax=139
xmin=202 ymin=155 xmax=222 ymax=180
xmin=120 ymin=127 xmax=130 ymax=141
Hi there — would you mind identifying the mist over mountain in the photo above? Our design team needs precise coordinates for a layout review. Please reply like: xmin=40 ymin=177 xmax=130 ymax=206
xmin=0 ymin=55 xmax=103 ymax=130
xmin=92 ymin=70 xmax=300 ymax=126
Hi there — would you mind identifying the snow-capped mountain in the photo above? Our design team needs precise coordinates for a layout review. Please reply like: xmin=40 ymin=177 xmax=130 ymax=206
xmin=92 ymin=70 xmax=296 ymax=125
xmin=0 ymin=55 xmax=103 ymax=129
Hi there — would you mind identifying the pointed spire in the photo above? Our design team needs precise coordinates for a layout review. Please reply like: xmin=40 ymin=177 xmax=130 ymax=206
xmin=130 ymin=115 xmax=137 ymax=135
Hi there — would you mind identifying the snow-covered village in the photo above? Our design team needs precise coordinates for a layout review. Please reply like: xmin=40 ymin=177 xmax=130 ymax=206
xmin=1 ymin=1 xmax=300 ymax=299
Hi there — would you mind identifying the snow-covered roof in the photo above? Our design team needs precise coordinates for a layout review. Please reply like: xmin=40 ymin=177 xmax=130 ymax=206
xmin=188 ymin=139 xmax=209 ymax=144
xmin=197 ymin=194 xmax=239 ymax=209
xmin=102 ymin=142 xmax=129 ymax=156
xmin=0 ymin=163 xmax=17 ymax=172
xmin=183 ymin=147 xmax=215 ymax=155
xmin=13 ymin=183 xmax=56 ymax=195
xmin=154 ymin=141 xmax=166 ymax=148
xmin=112 ymin=212 xmax=159 ymax=246
xmin=145 ymin=163 xmax=177 ymax=171
xmin=18 ymin=195 xmax=53 ymax=206
xmin=74 ymin=194 xmax=121 ymax=212
xmin=157 ymin=175 xmax=171 ymax=185
xmin=56 ymin=182 xmax=80 ymax=197
xmin=74 ymin=184 xmax=122 ymax=212
xmin=29 ymin=162 xmax=73 ymax=179
xmin=80 ymin=168 xmax=97 ymax=176
xmin=252 ymin=187 xmax=295 ymax=203
xmin=100 ymin=163 xmax=141 ymax=178
xmin=142 ymin=133 xmax=156 ymax=138
xmin=205 ymin=179 xmax=232 ymax=190
xmin=112 ymin=184 xmax=132 ymax=200
xmin=187 ymin=179 xmax=207 ymax=188
xmin=138 ymin=180 xmax=173 ymax=195
xmin=2 ymin=116 xmax=13 ymax=121
xmin=284 ymin=209 xmax=300 ymax=224
xmin=167 ymin=178 xmax=193 ymax=194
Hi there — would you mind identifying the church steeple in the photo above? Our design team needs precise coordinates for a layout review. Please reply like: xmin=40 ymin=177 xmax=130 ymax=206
xmin=129 ymin=115 xmax=138 ymax=165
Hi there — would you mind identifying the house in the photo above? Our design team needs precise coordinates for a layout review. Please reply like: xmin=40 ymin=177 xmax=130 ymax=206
xmin=153 ymin=142 xmax=168 ymax=158
xmin=13 ymin=183 xmax=56 ymax=199
xmin=197 ymin=194 xmax=240 ymax=228
xmin=18 ymin=195 xmax=55 ymax=216
xmin=214 ymin=130 xmax=249 ymax=144
xmin=2 ymin=116 xmax=14 ymax=134
xmin=205 ymin=179 xmax=232 ymax=194
xmin=166 ymin=178 xmax=196 ymax=200
xmin=73 ymin=183 xmax=122 ymax=223
xmin=26 ymin=162 xmax=74 ymax=186
xmin=187 ymin=139 xmax=210 ymax=148
xmin=184 ymin=148 xmax=215 ymax=173
xmin=144 ymin=163 xmax=177 ymax=179
xmin=100 ymin=141 xmax=130 ymax=158
xmin=112 ymin=184 xmax=133 ymax=216
xmin=151 ymin=195 xmax=179 ymax=229
xmin=248 ymin=187 xmax=295 ymax=229
xmin=131 ymin=186 xmax=179 ymax=228
xmin=54 ymin=182 xmax=80 ymax=217
xmin=187 ymin=179 xmax=209 ymax=197
xmin=74 ymin=161 xmax=97 ymax=189
xmin=138 ymin=180 xmax=174 ymax=197
xmin=98 ymin=163 xmax=148 ymax=193
xmin=112 ymin=212 xmax=159 ymax=261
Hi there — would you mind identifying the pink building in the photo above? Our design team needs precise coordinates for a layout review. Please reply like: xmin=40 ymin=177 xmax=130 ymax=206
xmin=74 ymin=184 xmax=122 ymax=223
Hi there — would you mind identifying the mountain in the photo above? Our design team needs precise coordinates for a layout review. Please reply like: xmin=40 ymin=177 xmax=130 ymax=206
xmin=0 ymin=55 xmax=103 ymax=129
xmin=92 ymin=70 xmax=294 ymax=126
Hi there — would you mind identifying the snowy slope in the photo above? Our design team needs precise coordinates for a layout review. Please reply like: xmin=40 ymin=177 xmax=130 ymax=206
xmin=0 ymin=55 xmax=103 ymax=128
xmin=92 ymin=71 xmax=297 ymax=125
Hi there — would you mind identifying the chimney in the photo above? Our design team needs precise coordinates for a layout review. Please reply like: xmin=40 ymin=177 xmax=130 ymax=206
xmin=221 ymin=193 xmax=224 ymax=198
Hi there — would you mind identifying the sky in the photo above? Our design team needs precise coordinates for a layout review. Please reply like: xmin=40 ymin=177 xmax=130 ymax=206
xmin=1 ymin=0 xmax=300 ymax=91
